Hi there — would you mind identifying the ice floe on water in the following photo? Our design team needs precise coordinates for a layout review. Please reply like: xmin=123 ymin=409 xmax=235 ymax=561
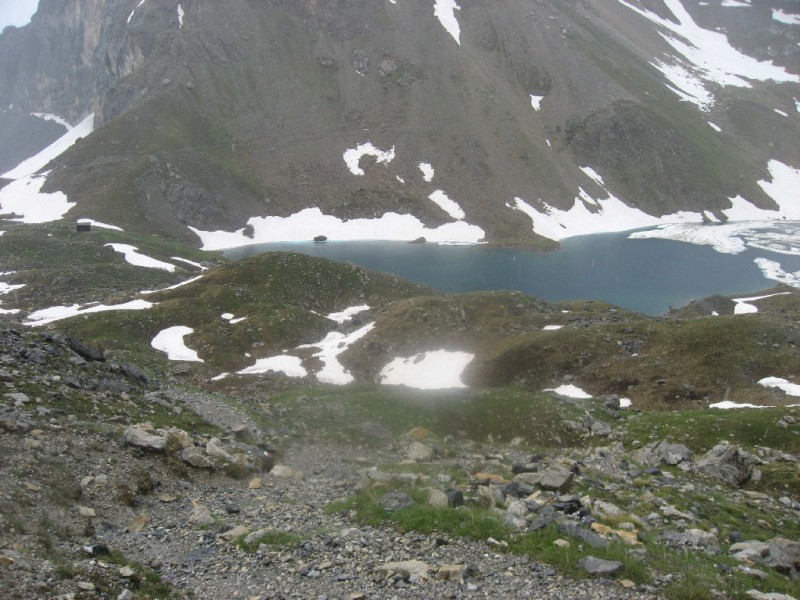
xmin=759 ymin=377 xmax=800 ymax=397
xmin=545 ymin=384 xmax=593 ymax=399
xmin=25 ymin=300 xmax=154 ymax=327
xmin=343 ymin=143 xmax=395 ymax=176
xmin=237 ymin=355 xmax=307 ymax=378
xmin=105 ymin=244 xmax=177 ymax=272
xmin=433 ymin=0 xmax=461 ymax=45
xmin=151 ymin=326 xmax=203 ymax=362
xmin=326 ymin=305 xmax=370 ymax=324
xmin=754 ymin=258 xmax=800 ymax=287
xmin=189 ymin=208 xmax=485 ymax=249
xmin=0 ymin=174 xmax=76 ymax=224
xmin=616 ymin=0 xmax=798 ymax=111
xmin=379 ymin=350 xmax=474 ymax=389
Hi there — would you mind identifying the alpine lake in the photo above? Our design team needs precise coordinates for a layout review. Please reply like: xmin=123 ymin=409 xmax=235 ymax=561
xmin=223 ymin=228 xmax=800 ymax=316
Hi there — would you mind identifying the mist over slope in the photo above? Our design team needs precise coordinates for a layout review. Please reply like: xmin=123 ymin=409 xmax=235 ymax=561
xmin=0 ymin=0 xmax=797 ymax=246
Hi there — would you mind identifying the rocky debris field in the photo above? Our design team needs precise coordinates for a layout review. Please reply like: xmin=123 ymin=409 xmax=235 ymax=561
xmin=1 ymin=324 xmax=800 ymax=600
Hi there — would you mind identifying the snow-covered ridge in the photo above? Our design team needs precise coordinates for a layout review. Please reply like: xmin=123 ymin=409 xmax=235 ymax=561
xmin=616 ymin=0 xmax=799 ymax=111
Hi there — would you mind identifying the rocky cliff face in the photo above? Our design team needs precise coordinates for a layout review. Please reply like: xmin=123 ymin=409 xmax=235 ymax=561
xmin=0 ymin=0 xmax=798 ymax=245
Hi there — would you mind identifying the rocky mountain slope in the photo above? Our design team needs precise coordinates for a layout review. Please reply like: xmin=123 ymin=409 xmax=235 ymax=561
xmin=2 ymin=322 xmax=800 ymax=600
xmin=1 ymin=0 xmax=799 ymax=246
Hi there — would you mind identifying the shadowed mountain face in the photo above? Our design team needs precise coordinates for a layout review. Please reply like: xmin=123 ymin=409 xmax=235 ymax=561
xmin=0 ymin=0 xmax=798 ymax=245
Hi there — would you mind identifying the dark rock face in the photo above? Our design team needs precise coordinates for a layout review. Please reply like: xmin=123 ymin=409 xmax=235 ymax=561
xmin=0 ymin=0 xmax=797 ymax=244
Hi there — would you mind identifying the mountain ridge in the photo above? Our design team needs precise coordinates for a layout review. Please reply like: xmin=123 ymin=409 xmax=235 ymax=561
xmin=1 ymin=0 xmax=798 ymax=247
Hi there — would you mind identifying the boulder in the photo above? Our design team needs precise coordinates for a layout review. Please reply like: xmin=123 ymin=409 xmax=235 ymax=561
xmin=188 ymin=500 xmax=215 ymax=527
xmin=427 ymin=489 xmax=449 ymax=508
xmin=123 ymin=425 xmax=168 ymax=451
xmin=380 ymin=491 xmax=416 ymax=512
xmin=579 ymin=556 xmax=624 ymax=576
xmin=375 ymin=560 xmax=431 ymax=583
xmin=407 ymin=442 xmax=435 ymax=462
xmin=632 ymin=440 xmax=693 ymax=467
xmin=538 ymin=468 xmax=574 ymax=493
xmin=181 ymin=446 xmax=213 ymax=469
xmin=696 ymin=443 xmax=759 ymax=486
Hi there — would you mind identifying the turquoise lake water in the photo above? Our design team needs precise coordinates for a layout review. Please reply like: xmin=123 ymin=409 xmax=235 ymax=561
xmin=223 ymin=231 xmax=800 ymax=316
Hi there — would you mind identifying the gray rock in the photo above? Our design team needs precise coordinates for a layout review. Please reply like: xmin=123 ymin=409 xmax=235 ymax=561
xmin=538 ymin=469 xmax=573 ymax=493
xmin=445 ymin=488 xmax=465 ymax=507
xmin=407 ymin=442 xmax=435 ymax=462
xmin=380 ymin=491 xmax=416 ymax=512
xmin=632 ymin=440 xmax=693 ymax=467
xmin=427 ymin=489 xmax=449 ymax=508
xmin=696 ymin=443 xmax=759 ymax=486
xmin=378 ymin=59 xmax=397 ymax=77
xmin=559 ymin=523 xmax=609 ymax=548
xmin=181 ymin=446 xmax=213 ymax=469
xmin=123 ymin=426 xmax=168 ymax=451
xmin=579 ymin=556 xmax=623 ymax=576
xmin=590 ymin=421 xmax=612 ymax=436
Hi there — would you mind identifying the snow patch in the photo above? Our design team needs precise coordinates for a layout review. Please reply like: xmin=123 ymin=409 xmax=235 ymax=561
xmin=127 ymin=0 xmax=147 ymax=24
xmin=428 ymin=190 xmax=466 ymax=220
xmin=709 ymin=401 xmax=764 ymax=409
xmin=25 ymin=300 xmax=154 ymax=327
xmin=545 ymin=384 xmax=592 ymax=399
xmin=732 ymin=292 xmax=791 ymax=315
xmin=177 ymin=4 xmax=184 ymax=28
xmin=433 ymin=0 xmax=462 ymax=45
xmin=0 ymin=174 xmax=76 ymax=224
xmin=326 ymin=305 xmax=370 ymax=324
xmin=298 ymin=323 xmax=376 ymax=385
xmin=105 ymin=244 xmax=177 ymax=272
xmin=707 ymin=121 xmax=721 ymax=132
xmin=379 ymin=350 xmax=474 ymax=389
xmin=542 ymin=325 xmax=563 ymax=331
xmin=170 ymin=257 xmax=207 ymax=270
xmin=151 ymin=326 xmax=203 ymax=362
xmin=619 ymin=398 xmax=632 ymax=408
xmin=140 ymin=275 xmax=205 ymax=295
xmin=77 ymin=219 xmax=124 ymax=232
xmin=759 ymin=377 xmax=800 ymax=397
xmin=343 ymin=143 xmax=395 ymax=176
xmin=530 ymin=95 xmax=544 ymax=111
xmin=774 ymin=109 xmax=789 ymax=117
xmin=237 ymin=355 xmax=307 ymax=378
xmin=419 ymin=162 xmax=435 ymax=182
xmin=3 ymin=114 xmax=94 ymax=180
xmin=189 ymin=207 xmax=485 ymax=249
xmin=772 ymin=9 xmax=800 ymax=25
